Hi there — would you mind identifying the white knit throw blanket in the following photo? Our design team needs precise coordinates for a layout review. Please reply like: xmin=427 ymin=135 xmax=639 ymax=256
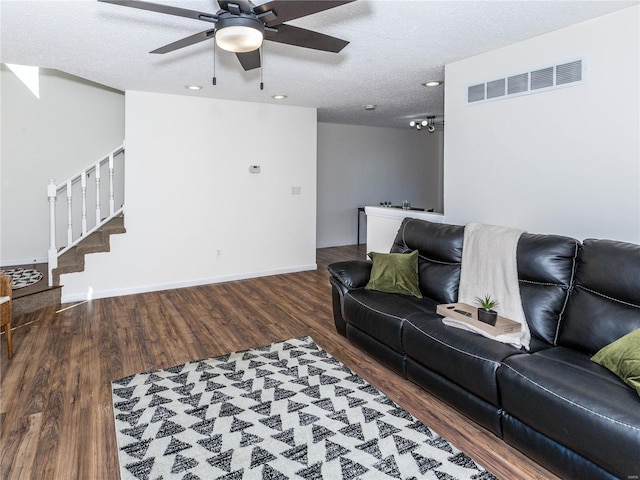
xmin=442 ymin=223 xmax=531 ymax=350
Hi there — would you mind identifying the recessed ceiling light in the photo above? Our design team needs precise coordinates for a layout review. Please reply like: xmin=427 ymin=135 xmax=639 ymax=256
xmin=272 ymin=94 xmax=287 ymax=100
xmin=423 ymin=81 xmax=442 ymax=87
xmin=185 ymin=85 xmax=202 ymax=90
xmin=364 ymin=104 xmax=376 ymax=111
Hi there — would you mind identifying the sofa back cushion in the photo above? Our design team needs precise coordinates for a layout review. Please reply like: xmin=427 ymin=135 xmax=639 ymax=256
xmin=558 ymin=239 xmax=640 ymax=354
xmin=390 ymin=218 xmax=464 ymax=304
xmin=516 ymin=233 xmax=580 ymax=345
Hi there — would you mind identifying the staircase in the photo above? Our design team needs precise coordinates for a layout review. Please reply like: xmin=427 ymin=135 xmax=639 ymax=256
xmin=9 ymin=145 xmax=126 ymax=319
xmin=10 ymin=216 xmax=126 ymax=320
xmin=47 ymin=144 xmax=125 ymax=286
xmin=51 ymin=214 xmax=126 ymax=286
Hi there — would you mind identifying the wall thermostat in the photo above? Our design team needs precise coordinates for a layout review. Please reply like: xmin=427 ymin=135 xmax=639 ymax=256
xmin=249 ymin=165 xmax=261 ymax=173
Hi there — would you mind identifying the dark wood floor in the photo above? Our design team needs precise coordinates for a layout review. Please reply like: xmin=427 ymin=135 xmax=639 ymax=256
xmin=0 ymin=245 xmax=558 ymax=479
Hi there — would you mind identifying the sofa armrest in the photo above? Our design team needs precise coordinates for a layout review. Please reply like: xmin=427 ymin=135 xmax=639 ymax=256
xmin=328 ymin=260 xmax=372 ymax=290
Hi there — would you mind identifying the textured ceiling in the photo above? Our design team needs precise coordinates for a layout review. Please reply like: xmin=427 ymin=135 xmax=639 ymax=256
xmin=1 ymin=0 xmax=637 ymax=128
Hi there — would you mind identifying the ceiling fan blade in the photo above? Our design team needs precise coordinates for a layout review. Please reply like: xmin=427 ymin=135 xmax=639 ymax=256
xmin=265 ymin=24 xmax=349 ymax=53
xmin=98 ymin=0 xmax=218 ymax=23
xmin=150 ymin=29 xmax=216 ymax=54
xmin=254 ymin=0 xmax=356 ymax=27
xmin=236 ymin=50 xmax=261 ymax=71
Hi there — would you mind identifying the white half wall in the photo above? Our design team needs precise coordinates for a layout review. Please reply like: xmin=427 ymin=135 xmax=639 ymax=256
xmin=365 ymin=206 xmax=445 ymax=255
xmin=444 ymin=6 xmax=640 ymax=244
xmin=60 ymin=91 xmax=317 ymax=302
xmin=317 ymin=123 xmax=443 ymax=248
xmin=0 ymin=66 xmax=125 ymax=264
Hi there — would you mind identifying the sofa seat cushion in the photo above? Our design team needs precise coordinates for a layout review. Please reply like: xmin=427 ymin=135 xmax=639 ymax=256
xmin=343 ymin=289 xmax=437 ymax=352
xmin=403 ymin=315 xmax=533 ymax=406
xmin=499 ymin=347 xmax=640 ymax=478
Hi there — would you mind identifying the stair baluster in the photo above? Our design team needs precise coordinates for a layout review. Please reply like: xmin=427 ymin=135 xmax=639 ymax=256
xmin=109 ymin=153 xmax=115 ymax=216
xmin=47 ymin=180 xmax=58 ymax=279
xmin=66 ymin=179 xmax=73 ymax=246
xmin=95 ymin=160 xmax=101 ymax=224
xmin=81 ymin=171 xmax=88 ymax=235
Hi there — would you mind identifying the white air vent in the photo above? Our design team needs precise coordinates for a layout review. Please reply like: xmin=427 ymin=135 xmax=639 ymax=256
xmin=468 ymin=84 xmax=485 ymax=102
xmin=531 ymin=66 xmax=554 ymax=90
xmin=556 ymin=60 xmax=582 ymax=85
xmin=508 ymin=73 xmax=528 ymax=95
xmin=486 ymin=79 xmax=505 ymax=99
xmin=466 ymin=58 xmax=586 ymax=105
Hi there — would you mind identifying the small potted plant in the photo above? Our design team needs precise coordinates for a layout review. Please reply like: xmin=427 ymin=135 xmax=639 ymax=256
xmin=475 ymin=294 xmax=499 ymax=326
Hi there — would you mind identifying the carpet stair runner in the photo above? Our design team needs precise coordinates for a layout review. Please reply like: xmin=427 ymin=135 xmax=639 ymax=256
xmin=52 ymin=214 xmax=126 ymax=286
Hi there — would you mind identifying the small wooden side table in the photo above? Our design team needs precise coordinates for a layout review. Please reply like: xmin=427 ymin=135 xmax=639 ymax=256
xmin=0 ymin=274 xmax=13 ymax=359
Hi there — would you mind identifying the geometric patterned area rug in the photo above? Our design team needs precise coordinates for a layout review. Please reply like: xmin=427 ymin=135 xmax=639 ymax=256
xmin=111 ymin=337 xmax=496 ymax=480
xmin=0 ymin=268 xmax=43 ymax=289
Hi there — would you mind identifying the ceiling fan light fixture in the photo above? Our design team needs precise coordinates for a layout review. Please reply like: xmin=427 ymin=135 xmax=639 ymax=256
xmin=215 ymin=15 xmax=265 ymax=53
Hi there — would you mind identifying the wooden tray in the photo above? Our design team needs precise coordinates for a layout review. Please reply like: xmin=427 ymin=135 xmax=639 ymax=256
xmin=437 ymin=303 xmax=521 ymax=336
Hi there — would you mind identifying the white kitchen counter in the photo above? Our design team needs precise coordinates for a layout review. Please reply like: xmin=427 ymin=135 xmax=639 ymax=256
xmin=365 ymin=206 xmax=445 ymax=255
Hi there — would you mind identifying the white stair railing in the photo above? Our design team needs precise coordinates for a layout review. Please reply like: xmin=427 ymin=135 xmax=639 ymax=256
xmin=47 ymin=144 xmax=125 ymax=286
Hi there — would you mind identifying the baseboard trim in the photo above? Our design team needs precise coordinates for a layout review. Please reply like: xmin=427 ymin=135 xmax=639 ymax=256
xmin=60 ymin=263 xmax=318 ymax=303
xmin=316 ymin=241 xmax=360 ymax=248
xmin=1 ymin=257 xmax=48 ymax=267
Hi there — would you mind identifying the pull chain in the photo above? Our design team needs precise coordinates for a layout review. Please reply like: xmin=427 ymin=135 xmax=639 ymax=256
xmin=260 ymin=46 xmax=264 ymax=90
xmin=212 ymin=42 xmax=217 ymax=86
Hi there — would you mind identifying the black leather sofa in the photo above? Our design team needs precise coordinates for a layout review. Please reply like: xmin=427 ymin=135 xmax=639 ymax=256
xmin=328 ymin=218 xmax=640 ymax=480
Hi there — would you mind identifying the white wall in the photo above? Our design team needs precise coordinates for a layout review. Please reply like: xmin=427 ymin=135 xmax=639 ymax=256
xmin=0 ymin=66 xmax=125 ymax=264
xmin=444 ymin=6 xmax=640 ymax=244
xmin=60 ymin=91 xmax=317 ymax=301
xmin=317 ymin=123 xmax=443 ymax=247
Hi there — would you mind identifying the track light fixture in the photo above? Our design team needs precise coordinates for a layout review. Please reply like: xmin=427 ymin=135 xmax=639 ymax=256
xmin=409 ymin=116 xmax=443 ymax=133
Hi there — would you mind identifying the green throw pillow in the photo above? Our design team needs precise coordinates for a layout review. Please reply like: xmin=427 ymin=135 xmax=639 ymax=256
xmin=591 ymin=328 xmax=640 ymax=397
xmin=365 ymin=250 xmax=422 ymax=298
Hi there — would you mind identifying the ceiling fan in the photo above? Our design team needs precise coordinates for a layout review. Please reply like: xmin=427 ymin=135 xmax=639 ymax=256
xmin=98 ymin=0 xmax=355 ymax=71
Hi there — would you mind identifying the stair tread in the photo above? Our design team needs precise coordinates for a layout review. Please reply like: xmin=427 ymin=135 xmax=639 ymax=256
xmin=55 ymin=258 xmax=83 ymax=272
xmin=77 ymin=231 xmax=108 ymax=253
xmin=12 ymin=286 xmax=61 ymax=319
xmin=57 ymin=247 xmax=79 ymax=265
xmin=103 ymin=215 xmax=126 ymax=233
